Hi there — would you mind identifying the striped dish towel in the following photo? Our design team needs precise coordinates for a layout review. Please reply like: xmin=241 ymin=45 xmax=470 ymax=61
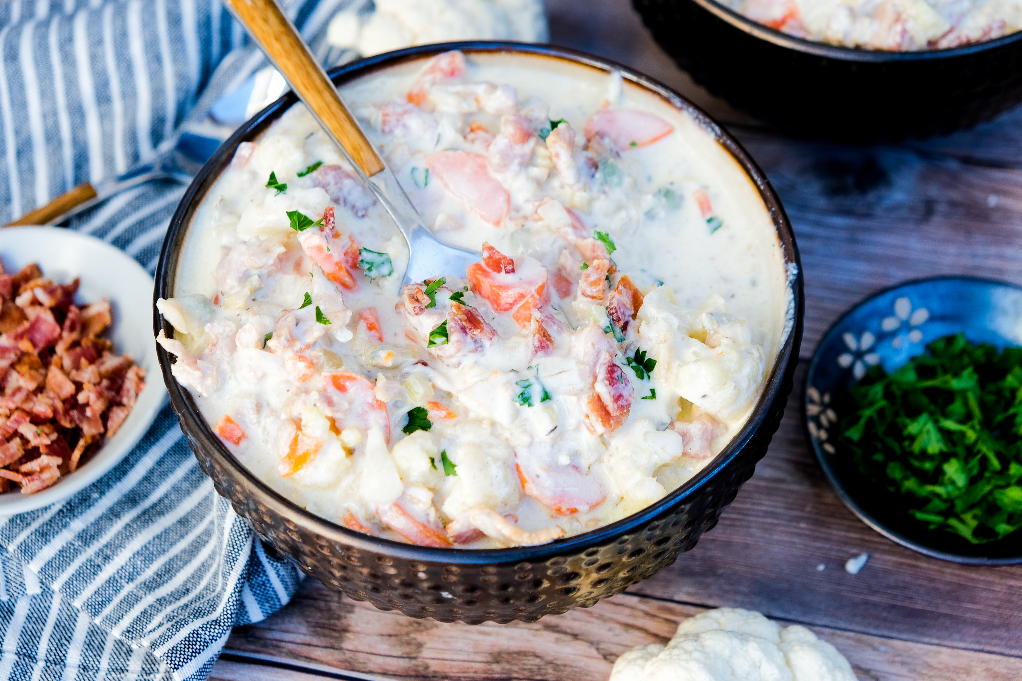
xmin=0 ymin=1 xmax=359 ymax=679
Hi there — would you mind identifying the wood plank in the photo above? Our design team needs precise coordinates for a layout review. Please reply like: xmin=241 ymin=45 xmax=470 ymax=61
xmin=215 ymin=589 xmax=1022 ymax=681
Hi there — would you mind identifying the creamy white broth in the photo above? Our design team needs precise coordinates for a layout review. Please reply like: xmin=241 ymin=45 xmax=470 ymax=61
xmin=165 ymin=51 xmax=791 ymax=548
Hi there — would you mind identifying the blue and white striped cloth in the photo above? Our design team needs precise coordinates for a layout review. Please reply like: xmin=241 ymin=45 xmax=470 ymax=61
xmin=0 ymin=1 xmax=360 ymax=678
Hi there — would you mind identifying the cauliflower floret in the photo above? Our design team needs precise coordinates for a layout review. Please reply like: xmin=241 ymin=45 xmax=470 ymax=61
xmin=609 ymin=608 xmax=857 ymax=681
xmin=780 ymin=626 xmax=858 ymax=681
xmin=390 ymin=430 xmax=443 ymax=487
xmin=290 ymin=405 xmax=352 ymax=488
xmin=440 ymin=424 xmax=520 ymax=519
xmin=332 ymin=0 xmax=548 ymax=58
xmin=156 ymin=294 xmax=214 ymax=335
xmin=236 ymin=187 xmax=331 ymax=240
xmin=604 ymin=419 xmax=684 ymax=515
xmin=358 ymin=427 xmax=404 ymax=509
xmin=639 ymin=287 xmax=765 ymax=420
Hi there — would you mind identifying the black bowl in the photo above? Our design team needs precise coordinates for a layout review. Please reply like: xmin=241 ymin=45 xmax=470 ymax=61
xmin=155 ymin=42 xmax=804 ymax=622
xmin=632 ymin=0 xmax=1022 ymax=141
xmin=805 ymin=276 xmax=1022 ymax=564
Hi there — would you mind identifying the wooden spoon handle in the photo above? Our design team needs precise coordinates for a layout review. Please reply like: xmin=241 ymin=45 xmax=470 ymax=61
xmin=224 ymin=0 xmax=384 ymax=177
xmin=5 ymin=182 xmax=98 ymax=226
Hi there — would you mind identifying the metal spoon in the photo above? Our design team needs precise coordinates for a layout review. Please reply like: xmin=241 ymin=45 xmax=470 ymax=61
xmin=224 ymin=0 xmax=478 ymax=285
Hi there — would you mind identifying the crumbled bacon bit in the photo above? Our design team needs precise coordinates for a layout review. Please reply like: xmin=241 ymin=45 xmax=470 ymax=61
xmin=0 ymin=260 xmax=145 ymax=494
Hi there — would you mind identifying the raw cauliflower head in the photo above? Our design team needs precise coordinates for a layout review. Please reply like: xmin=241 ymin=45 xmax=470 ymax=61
xmin=609 ymin=608 xmax=857 ymax=681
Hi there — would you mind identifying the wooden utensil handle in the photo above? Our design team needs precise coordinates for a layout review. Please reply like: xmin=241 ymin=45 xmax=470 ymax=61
xmin=224 ymin=0 xmax=384 ymax=177
xmin=5 ymin=182 xmax=98 ymax=226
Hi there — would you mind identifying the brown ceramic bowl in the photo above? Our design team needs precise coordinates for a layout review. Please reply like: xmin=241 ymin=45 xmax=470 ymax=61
xmin=154 ymin=42 xmax=804 ymax=624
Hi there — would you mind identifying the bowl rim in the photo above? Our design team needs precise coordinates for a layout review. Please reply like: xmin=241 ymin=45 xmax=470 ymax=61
xmin=690 ymin=0 xmax=1022 ymax=61
xmin=0 ymin=226 xmax=166 ymax=516
xmin=804 ymin=274 xmax=1022 ymax=565
xmin=155 ymin=40 xmax=804 ymax=563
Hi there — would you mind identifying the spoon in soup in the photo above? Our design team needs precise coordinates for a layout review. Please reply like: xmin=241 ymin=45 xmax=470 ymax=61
xmin=223 ymin=0 xmax=478 ymax=285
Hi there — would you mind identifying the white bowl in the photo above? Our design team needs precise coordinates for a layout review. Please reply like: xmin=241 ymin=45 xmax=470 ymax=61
xmin=0 ymin=227 xmax=165 ymax=515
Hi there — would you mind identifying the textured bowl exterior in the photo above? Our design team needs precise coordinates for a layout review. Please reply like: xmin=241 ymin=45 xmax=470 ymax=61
xmin=632 ymin=0 xmax=1022 ymax=141
xmin=156 ymin=42 xmax=804 ymax=623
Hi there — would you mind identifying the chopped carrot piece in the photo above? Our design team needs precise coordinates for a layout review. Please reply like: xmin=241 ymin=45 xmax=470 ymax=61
xmin=425 ymin=401 xmax=457 ymax=420
xmin=214 ymin=415 xmax=246 ymax=445
xmin=359 ymin=308 xmax=384 ymax=343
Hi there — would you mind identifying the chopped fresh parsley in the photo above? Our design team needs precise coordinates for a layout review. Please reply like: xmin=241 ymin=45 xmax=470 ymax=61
xmin=315 ymin=306 xmax=331 ymax=325
xmin=440 ymin=450 xmax=457 ymax=476
xmin=262 ymin=332 xmax=272 ymax=348
xmin=594 ymin=230 xmax=617 ymax=256
xmin=550 ymin=118 xmax=567 ymax=131
xmin=448 ymin=291 xmax=466 ymax=305
xmin=516 ymin=378 xmax=551 ymax=407
xmin=629 ymin=141 xmax=638 ymax=147
xmin=626 ymin=347 xmax=657 ymax=380
xmin=357 ymin=248 xmax=394 ymax=280
xmin=579 ymin=262 xmax=590 ymax=271
xmin=265 ymin=171 xmax=287 ymax=194
xmin=429 ymin=456 xmax=438 ymax=470
xmin=605 ymin=315 xmax=625 ymax=342
xmin=642 ymin=388 xmax=656 ymax=400
xmin=410 ymin=167 xmax=429 ymax=188
xmin=423 ymin=277 xmax=446 ymax=308
xmin=287 ymin=210 xmax=323 ymax=232
xmin=402 ymin=406 xmax=432 ymax=435
xmin=427 ymin=320 xmax=449 ymax=347
xmin=298 ymin=292 xmax=312 ymax=310
xmin=840 ymin=333 xmax=1022 ymax=545
xmin=296 ymin=161 xmax=322 ymax=177
xmin=707 ymin=216 xmax=724 ymax=234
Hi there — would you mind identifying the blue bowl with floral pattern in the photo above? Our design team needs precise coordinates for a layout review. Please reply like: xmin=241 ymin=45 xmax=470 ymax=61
xmin=805 ymin=276 xmax=1022 ymax=564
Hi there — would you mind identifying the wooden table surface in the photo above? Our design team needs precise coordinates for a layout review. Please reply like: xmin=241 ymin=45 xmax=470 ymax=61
xmin=210 ymin=1 xmax=1022 ymax=678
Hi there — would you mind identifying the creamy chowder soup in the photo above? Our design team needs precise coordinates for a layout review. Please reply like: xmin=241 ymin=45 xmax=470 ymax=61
xmin=158 ymin=51 xmax=793 ymax=548
xmin=724 ymin=0 xmax=1022 ymax=50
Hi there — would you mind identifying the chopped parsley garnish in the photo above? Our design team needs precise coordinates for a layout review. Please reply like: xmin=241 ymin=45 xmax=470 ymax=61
xmin=440 ymin=450 xmax=457 ymax=476
xmin=448 ymin=291 xmax=466 ymax=305
xmin=298 ymin=292 xmax=312 ymax=310
xmin=357 ymin=248 xmax=393 ymax=280
xmin=265 ymin=171 xmax=287 ymax=194
xmin=642 ymin=388 xmax=657 ymax=400
xmin=626 ymin=347 xmax=657 ymax=380
xmin=537 ymin=119 xmax=567 ymax=141
xmin=605 ymin=315 xmax=625 ymax=342
xmin=579 ymin=263 xmax=589 ymax=271
xmin=840 ymin=333 xmax=1022 ymax=545
xmin=402 ymin=406 xmax=432 ymax=435
xmin=707 ymin=216 xmax=724 ymax=234
xmin=315 ymin=306 xmax=331 ymax=325
xmin=629 ymin=141 xmax=638 ymax=147
xmin=423 ymin=277 xmax=446 ymax=308
xmin=262 ymin=332 xmax=272 ymax=348
xmin=516 ymin=379 xmax=551 ymax=407
xmin=287 ymin=210 xmax=323 ymax=232
xmin=429 ymin=456 xmax=438 ymax=470
xmin=594 ymin=231 xmax=617 ymax=256
xmin=427 ymin=320 xmax=449 ymax=347
xmin=296 ymin=161 xmax=322 ymax=177
xmin=410 ymin=167 xmax=429 ymax=188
